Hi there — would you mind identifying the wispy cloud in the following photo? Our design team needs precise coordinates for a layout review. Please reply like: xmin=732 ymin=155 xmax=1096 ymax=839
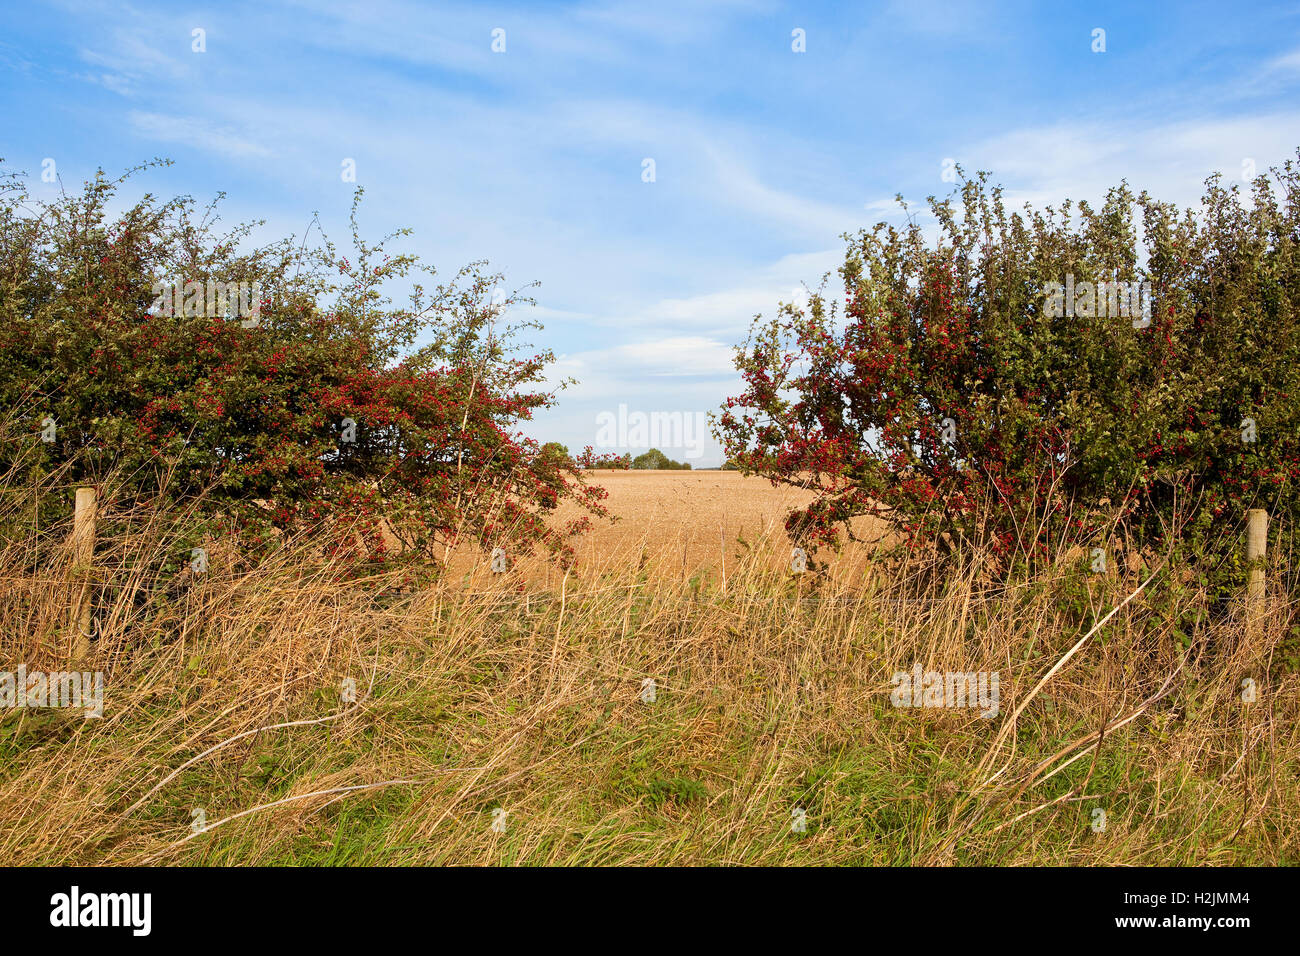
xmin=964 ymin=113 xmax=1300 ymax=210
xmin=1265 ymin=47 xmax=1300 ymax=73
xmin=702 ymin=145 xmax=860 ymax=241
xmin=128 ymin=111 xmax=275 ymax=160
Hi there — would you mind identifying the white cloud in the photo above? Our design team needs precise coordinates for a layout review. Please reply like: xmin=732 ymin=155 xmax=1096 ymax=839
xmin=78 ymin=31 xmax=187 ymax=81
xmin=556 ymin=335 xmax=735 ymax=383
xmin=963 ymin=113 xmax=1300 ymax=211
xmin=128 ymin=111 xmax=275 ymax=160
xmin=97 ymin=73 xmax=134 ymax=95
xmin=1265 ymin=47 xmax=1300 ymax=74
xmin=527 ymin=304 xmax=594 ymax=325
xmin=702 ymin=144 xmax=860 ymax=240
xmin=600 ymin=248 xmax=842 ymax=330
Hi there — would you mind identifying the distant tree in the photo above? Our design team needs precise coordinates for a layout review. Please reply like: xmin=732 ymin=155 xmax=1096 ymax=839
xmin=632 ymin=448 xmax=669 ymax=470
xmin=539 ymin=442 xmax=573 ymax=465
xmin=632 ymin=448 xmax=691 ymax=470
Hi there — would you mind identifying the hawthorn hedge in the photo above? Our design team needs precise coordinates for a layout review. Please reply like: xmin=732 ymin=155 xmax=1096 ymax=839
xmin=0 ymin=161 xmax=608 ymax=568
xmin=718 ymin=153 xmax=1300 ymax=597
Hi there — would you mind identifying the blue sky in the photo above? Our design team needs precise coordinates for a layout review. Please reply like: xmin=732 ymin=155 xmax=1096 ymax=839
xmin=3 ymin=0 xmax=1299 ymax=466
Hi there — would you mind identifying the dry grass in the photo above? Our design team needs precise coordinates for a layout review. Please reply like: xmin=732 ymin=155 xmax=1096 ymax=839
xmin=1 ymin=473 xmax=1297 ymax=866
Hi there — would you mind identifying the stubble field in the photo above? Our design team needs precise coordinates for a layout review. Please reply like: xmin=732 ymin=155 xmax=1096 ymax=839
xmin=449 ymin=470 xmax=884 ymax=590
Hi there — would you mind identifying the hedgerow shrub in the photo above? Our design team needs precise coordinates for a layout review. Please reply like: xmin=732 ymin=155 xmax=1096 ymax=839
xmin=0 ymin=161 xmax=609 ymax=568
xmin=717 ymin=153 xmax=1300 ymax=597
xmin=574 ymin=448 xmax=632 ymax=469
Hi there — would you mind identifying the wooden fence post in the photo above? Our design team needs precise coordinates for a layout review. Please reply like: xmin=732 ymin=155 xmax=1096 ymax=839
xmin=1246 ymin=508 xmax=1268 ymax=629
xmin=69 ymin=486 xmax=97 ymax=661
